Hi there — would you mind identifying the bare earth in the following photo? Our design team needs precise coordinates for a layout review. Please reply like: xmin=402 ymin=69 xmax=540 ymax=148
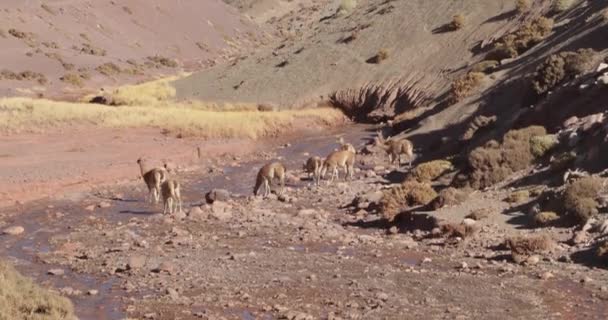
xmin=1 ymin=125 xmax=607 ymax=320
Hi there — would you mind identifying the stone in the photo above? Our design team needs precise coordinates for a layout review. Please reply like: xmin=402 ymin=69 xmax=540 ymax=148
xmin=525 ymin=255 xmax=540 ymax=266
xmin=539 ymin=272 xmax=554 ymax=280
xmin=127 ymin=256 xmax=146 ymax=270
xmin=87 ymin=289 xmax=99 ymax=296
xmin=209 ymin=202 xmax=233 ymax=220
xmin=85 ymin=205 xmax=96 ymax=211
xmin=188 ymin=206 xmax=208 ymax=220
xmin=205 ymin=189 xmax=231 ymax=204
xmin=2 ymin=226 xmax=24 ymax=235
xmin=47 ymin=268 xmax=65 ymax=276
xmin=98 ymin=201 xmax=111 ymax=208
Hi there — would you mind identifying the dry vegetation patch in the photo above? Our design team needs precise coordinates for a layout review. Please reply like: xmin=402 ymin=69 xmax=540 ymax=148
xmin=0 ymin=260 xmax=76 ymax=320
xmin=529 ymin=134 xmax=559 ymax=157
xmin=96 ymin=62 xmax=122 ymax=76
xmin=430 ymin=187 xmax=469 ymax=209
xmin=533 ymin=211 xmax=560 ymax=226
xmin=450 ymin=72 xmax=485 ymax=102
xmin=553 ymin=0 xmax=575 ymax=13
xmin=532 ymin=48 xmax=596 ymax=94
xmin=466 ymin=126 xmax=546 ymax=189
xmin=563 ymin=177 xmax=602 ymax=223
xmin=471 ymin=60 xmax=499 ymax=74
xmin=506 ymin=190 xmax=530 ymax=204
xmin=506 ymin=234 xmax=555 ymax=263
xmin=451 ymin=14 xmax=465 ymax=30
xmin=146 ymin=56 xmax=178 ymax=68
xmin=487 ymin=17 xmax=553 ymax=60
xmin=380 ymin=181 xmax=437 ymax=221
xmin=411 ymin=160 xmax=453 ymax=182
xmin=516 ymin=0 xmax=531 ymax=13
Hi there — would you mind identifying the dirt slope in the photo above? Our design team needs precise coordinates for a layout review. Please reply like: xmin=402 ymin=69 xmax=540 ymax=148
xmin=0 ymin=0 xmax=266 ymax=99
xmin=175 ymin=0 xmax=519 ymax=118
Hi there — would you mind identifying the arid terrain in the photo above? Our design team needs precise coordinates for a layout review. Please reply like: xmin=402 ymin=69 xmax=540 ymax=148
xmin=2 ymin=0 xmax=608 ymax=319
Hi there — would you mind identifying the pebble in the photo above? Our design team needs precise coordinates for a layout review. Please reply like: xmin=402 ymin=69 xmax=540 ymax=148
xmin=47 ymin=268 xmax=65 ymax=276
xmin=539 ymin=272 xmax=554 ymax=280
xmin=2 ymin=226 xmax=24 ymax=235
xmin=87 ymin=289 xmax=99 ymax=296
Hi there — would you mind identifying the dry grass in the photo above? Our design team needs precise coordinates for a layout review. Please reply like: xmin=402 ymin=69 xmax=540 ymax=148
xmin=506 ymin=190 xmax=530 ymax=204
xmin=338 ymin=0 xmax=357 ymax=14
xmin=596 ymin=241 xmax=608 ymax=263
xmin=451 ymin=14 xmax=465 ymax=30
xmin=466 ymin=126 xmax=546 ymax=189
xmin=411 ymin=160 xmax=453 ymax=182
xmin=0 ymin=260 xmax=76 ymax=320
xmin=380 ymin=181 xmax=437 ymax=221
xmin=553 ymin=0 xmax=575 ymax=12
xmin=96 ymin=62 xmax=121 ymax=76
xmin=563 ymin=177 xmax=602 ymax=224
xmin=147 ymin=56 xmax=178 ymax=68
xmin=516 ymin=0 xmax=531 ymax=13
xmin=59 ymin=73 xmax=84 ymax=87
xmin=532 ymin=48 xmax=596 ymax=94
xmin=439 ymin=222 xmax=479 ymax=239
xmin=530 ymin=134 xmax=558 ymax=157
xmin=450 ymin=72 xmax=485 ymax=103
xmin=506 ymin=234 xmax=555 ymax=263
xmin=0 ymin=97 xmax=345 ymax=139
xmin=487 ymin=17 xmax=554 ymax=60
xmin=533 ymin=211 xmax=560 ymax=226
xmin=466 ymin=208 xmax=492 ymax=221
xmin=367 ymin=49 xmax=389 ymax=64
xmin=471 ymin=60 xmax=499 ymax=74
xmin=430 ymin=187 xmax=470 ymax=210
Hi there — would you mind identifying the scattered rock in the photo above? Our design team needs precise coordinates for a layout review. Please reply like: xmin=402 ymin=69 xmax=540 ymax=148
xmin=98 ymin=201 xmax=111 ymax=208
xmin=47 ymin=268 xmax=65 ymax=276
xmin=166 ymin=287 xmax=180 ymax=301
xmin=87 ymin=289 xmax=99 ymax=296
xmin=85 ymin=204 xmax=96 ymax=211
xmin=2 ymin=226 xmax=24 ymax=236
xmin=127 ymin=256 xmax=146 ymax=270
xmin=188 ymin=206 xmax=208 ymax=220
xmin=209 ymin=202 xmax=233 ymax=220
xmin=581 ymin=276 xmax=593 ymax=284
xmin=539 ymin=272 xmax=554 ymax=280
xmin=525 ymin=255 xmax=540 ymax=266
xmin=205 ymin=189 xmax=231 ymax=204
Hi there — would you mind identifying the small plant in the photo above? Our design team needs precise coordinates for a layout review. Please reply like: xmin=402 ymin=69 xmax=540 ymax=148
xmin=439 ymin=222 xmax=479 ymax=238
xmin=486 ymin=17 xmax=554 ymax=60
xmin=553 ymin=0 xmax=574 ymax=13
xmin=516 ymin=0 xmax=531 ymax=13
xmin=411 ymin=160 xmax=453 ymax=182
xmin=78 ymin=43 xmax=106 ymax=56
xmin=367 ymin=49 xmax=389 ymax=64
xmin=532 ymin=48 xmax=595 ymax=94
xmin=60 ymin=73 xmax=84 ymax=87
xmin=380 ymin=181 xmax=437 ymax=221
xmin=430 ymin=187 xmax=469 ymax=209
xmin=8 ymin=28 xmax=27 ymax=39
xmin=466 ymin=208 xmax=492 ymax=221
xmin=338 ymin=0 xmax=357 ymax=14
xmin=451 ymin=14 xmax=465 ymax=30
xmin=506 ymin=190 xmax=530 ymax=203
xmin=96 ymin=62 xmax=121 ymax=76
xmin=533 ymin=211 xmax=560 ymax=226
xmin=505 ymin=234 xmax=555 ymax=263
xmin=147 ymin=56 xmax=178 ymax=68
xmin=450 ymin=72 xmax=485 ymax=102
xmin=563 ymin=176 xmax=602 ymax=224
xmin=529 ymin=134 xmax=559 ymax=157
xmin=471 ymin=60 xmax=499 ymax=74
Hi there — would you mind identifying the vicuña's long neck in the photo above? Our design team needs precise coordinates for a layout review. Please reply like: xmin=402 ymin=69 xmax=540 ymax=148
xmin=138 ymin=161 xmax=148 ymax=176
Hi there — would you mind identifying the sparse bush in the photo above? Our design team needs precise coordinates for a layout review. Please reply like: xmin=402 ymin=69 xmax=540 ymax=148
xmin=147 ymin=56 xmax=178 ymax=68
xmin=8 ymin=28 xmax=27 ymax=39
xmin=516 ymin=0 xmax=531 ymax=13
xmin=461 ymin=114 xmax=497 ymax=141
xmin=411 ymin=160 xmax=453 ymax=182
xmin=505 ymin=234 xmax=555 ymax=263
xmin=0 ymin=70 xmax=47 ymax=85
xmin=471 ymin=60 xmax=499 ymax=74
xmin=506 ymin=190 xmax=530 ymax=203
xmin=533 ymin=211 xmax=560 ymax=226
xmin=451 ymin=14 xmax=465 ymax=30
xmin=596 ymin=241 xmax=608 ymax=263
xmin=380 ymin=181 xmax=437 ymax=221
xmin=487 ymin=17 xmax=554 ymax=60
xmin=0 ymin=260 xmax=76 ymax=320
xmin=563 ymin=177 xmax=602 ymax=223
xmin=367 ymin=49 xmax=389 ymax=64
xmin=439 ymin=222 xmax=479 ymax=238
xmin=553 ymin=0 xmax=574 ymax=13
xmin=550 ymin=151 xmax=577 ymax=171
xmin=429 ymin=187 xmax=469 ymax=209
xmin=466 ymin=208 xmax=492 ymax=221
xmin=96 ymin=62 xmax=121 ymax=76
xmin=450 ymin=72 xmax=485 ymax=102
xmin=466 ymin=126 xmax=546 ymax=189
xmin=532 ymin=49 xmax=596 ymax=94
xmin=77 ymin=43 xmax=106 ymax=56
xmin=338 ymin=0 xmax=357 ymax=14
xmin=529 ymin=134 xmax=558 ymax=157
xmin=60 ymin=73 xmax=84 ymax=87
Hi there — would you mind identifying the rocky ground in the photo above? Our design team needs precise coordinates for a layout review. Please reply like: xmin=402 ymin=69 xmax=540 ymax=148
xmin=2 ymin=126 xmax=608 ymax=320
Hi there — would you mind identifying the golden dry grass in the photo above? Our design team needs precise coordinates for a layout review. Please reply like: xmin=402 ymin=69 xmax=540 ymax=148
xmin=0 ymin=260 xmax=76 ymax=320
xmin=0 ymin=97 xmax=345 ymax=139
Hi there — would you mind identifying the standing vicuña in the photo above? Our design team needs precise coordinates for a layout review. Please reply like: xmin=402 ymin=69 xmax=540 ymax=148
xmin=161 ymin=179 xmax=182 ymax=215
xmin=303 ymin=156 xmax=324 ymax=186
xmin=136 ymin=158 xmax=167 ymax=204
xmin=321 ymin=150 xmax=355 ymax=183
xmin=376 ymin=130 xmax=414 ymax=167
xmin=338 ymin=137 xmax=357 ymax=154
xmin=254 ymin=162 xmax=286 ymax=197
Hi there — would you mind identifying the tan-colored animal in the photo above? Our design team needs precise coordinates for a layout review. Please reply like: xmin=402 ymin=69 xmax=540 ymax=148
xmin=136 ymin=158 xmax=168 ymax=204
xmin=376 ymin=130 xmax=414 ymax=167
xmin=254 ymin=162 xmax=286 ymax=197
xmin=338 ymin=137 xmax=357 ymax=154
xmin=303 ymin=156 xmax=324 ymax=185
xmin=321 ymin=150 xmax=355 ymax=182
xmin=161 ymin=179 xmax=182 ymax=215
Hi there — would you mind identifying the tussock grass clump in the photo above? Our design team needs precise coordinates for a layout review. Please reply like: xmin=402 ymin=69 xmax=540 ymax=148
xmin=430 ymin=187 xmax=470 ymax=209
xmin=338 ymin=0 xmax=357 ymax=14
xmin=553 ymin=0 xmax=575 ymax=13
xmin=102 ymin=77 xmax=177 ymax=106
xmin=59 ymin=73 xmax=84 ymax=87
xmin=77 ymin=43 xmax=106 ymax=56
xmin=451 ymin=14 xmax=465 ymax=30
xmin=439 ymin=222 xmax=479 ymax=238
xmin=487 ymin=17 xmax=554 ymax=60
xmin=411 ymin=160 xmax=453 ymax=182
xmin=461 ymin=114 xmax=497 ymax=141
xmin=146 ymin=56 xmax=178 ymax=68
xmin=0 ymin=97 xmax=345 ymax=139
xmin=533 ymin=211 xmax=560 ymax=226
xmin=0 ymin=260 xmax=76 ymax=320
xmin=596 ymin=241 xmax=608 ymax=263
xmin=380 ymin=181 xmax=437 ymax=222
xmin=450 ymin=72 xmax=485 ymax=102
xmin=530 ymin=134 xmax=559 ymax=157
xmin=466 ymin=208 xmax=492 ymax=221
xmin=466 ymin=126 xmax=546 ymax=189
xmin=516 ymin=0 xmax=531 ymax=13
xmin=96 ymin=62 xmax=121 ymax=76
xmin=367 ymin=49 xmax=389 ymax=64
xmin=563 ymin=177 xmax=602 ymax=223
xmin=506 ymin=234 xmax=555 ymax=263
xmin=1 ymin=70 xmax=47 ymax=85
xmin=506 ymin=190 xmax=530 ymax=204
xmin=471 ymin=60 xmax=499 ymax=74
xmin=532 ymin=48 xmax=596 ymax=94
